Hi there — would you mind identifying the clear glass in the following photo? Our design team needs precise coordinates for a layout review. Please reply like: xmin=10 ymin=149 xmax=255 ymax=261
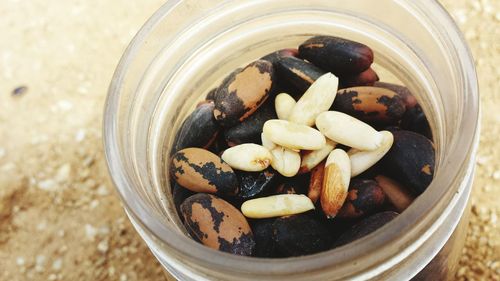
xmin=103 ymin=0 xmax=479 ymax=280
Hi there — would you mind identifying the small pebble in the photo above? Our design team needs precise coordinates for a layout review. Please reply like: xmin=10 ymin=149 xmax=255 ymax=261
xmin=16 ymin=257 xmax=25 ymax=266
xmin=52 ymin=259 xmax=62 ymax=271
xmin=12 ymin=85 xmax=28 ymax=96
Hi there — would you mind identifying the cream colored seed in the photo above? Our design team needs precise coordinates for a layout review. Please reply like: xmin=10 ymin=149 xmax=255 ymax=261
xmin=299 ymin=139 xmax=336 ymax=173
xmin=270 ymin=146 xmax=301 ymax=177
xmin=316 ymin=111 xmax=383 ymax=151
xmin=321 ymin=149 xmax=351 ymax=218
xmin=288 ymin=73 xmax=339 ymax=126
xmin=241 ymin=194 xmax=315 ymax=219
xmin=221 ymin=143 xmax=272 ymax=172
xmin=275 ymin=93 xmax=296 ymax=120
xmin=263 ymin=119 xmax=326 ymax=150
xmin=260 ymin=133 xmax=276 ymax=151
xmin=349 ymin=131 xmax=394 ymax=177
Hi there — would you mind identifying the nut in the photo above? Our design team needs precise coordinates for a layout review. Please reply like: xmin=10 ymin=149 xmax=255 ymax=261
xmin=241 ymin=194 xmax=315 ymax=219
xmin=275 ymin=56 xmax=326 ymax=96
xmin=172 ymin=101 xmax=220 ymax=153
xmin=321 ymin=149 xmax=351 ymax=218
xmin=205 ymin=87 xmax=218 ymax=101
xmin=260 ymin=132 xmax=276 ymax=151
xmin=224 ymin=101 xmax=276 ymax=146
xmin=299 ymin=139 xmax=336 ymax=174
xmin=400 ymin=104 xmax=433 ymax=140
xmin=274 ymin=174 xmax=309 ymax=195
xmin=375 ymin=175 xmax=415 ymax=212
xmin=316 ymin=111 xmax=383 ymax=151
xmin=181 ymin=193 xmax=255 ymax=255
xmin=170 ymin=148 xmax=238 ymax=195
xmin=214 ymin=60 xmax=274 ymax=126
xmin=263 ymin=119 xmax=326 ymax=150
xmin=287 ymin=72 xmax=339 ymax=126
xmin=332 ymin=86 xmax=406 ymax=125
xmin=308 ymin=160 xmax=325 ymax=204
xmin=251 ymin=219 xmax=278 ymax=257
xmin=236 ymin=168 xmax=278 ymax=200
xmin=339 ymin=68 xmax=379 ymax=89
xmin=348 ymin=130 xmax=394 ymax=177
xmin=381 ymin=130 xmax=435 ymax=195
xmin=374 ymin=81 xmax=417 ymax=109
xmin=274 ymin=93 xmax=296 ymax=120
xmin=337 ymin=179 xmax=385 ymax=219
xmin=270 ymin=146 xmax=301 ymax=177
xmin=221 ymin=143 xmax=272 ymax=172
xmin=298 ymin=35 xmax=374 ymax=76
xmin=172 ymin=183 xmax=194 ymax=222
xmin=260 ymin=48 xmax=299 ymax=64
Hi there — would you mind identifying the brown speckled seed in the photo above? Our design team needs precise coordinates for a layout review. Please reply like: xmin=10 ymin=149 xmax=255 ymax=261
xmin=170 ymin=148 xmax=238 ymax=196
xmin=181 ymin=193 xmax=255 ymax=256
xmin=214 ymin=60 xmax=274 ymax=127
xmin=337 ymin=179 xmax=386 ymax=219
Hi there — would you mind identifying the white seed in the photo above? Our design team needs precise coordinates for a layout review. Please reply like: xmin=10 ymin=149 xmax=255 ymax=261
xmin=299 ymin=139 xmax=336 ymax=173
xmin=221 ymin=143 xmax=272 ymax=172
xmin=275 ymin=93 xmax=296 ymax=120
xmin=270 ymin=146 xmax=301 ymax=177
xmin=349 ymin=131 xmax=394 ymax=177
xmin=316 ymin=111 xmax=383 ymax=151
xmin=375 ymin=175 xmax=414 ymax=212
xmin=288 ymin=73 xmax=339 ymax=126
xmin=321 ymin=149 xmax=351 ymax=218
xmin=261 ymin=133 xmax=276 ymax=151
xmin=263 ymin=119 xmax=326 ymax=150
xmin=241 ymin=194 xmax=314 ymax=218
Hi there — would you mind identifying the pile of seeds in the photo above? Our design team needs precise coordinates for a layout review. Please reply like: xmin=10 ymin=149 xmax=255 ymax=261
xmin=169 ymin=35 xmax=435 ymax=257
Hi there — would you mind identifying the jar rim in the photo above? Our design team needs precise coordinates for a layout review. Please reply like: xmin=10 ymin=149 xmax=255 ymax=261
xmin=104 ymin=0 xmax=480 ymax=278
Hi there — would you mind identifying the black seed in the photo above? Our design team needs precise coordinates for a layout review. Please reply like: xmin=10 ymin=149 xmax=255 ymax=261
xmin=275 ymin=56 xmax=325 ymax=98
xmin=261 ymin=48 xmax=298 ymax=64
xmin=172 ymin=183 xmax=194 ymax=221
xmin=250 ymin=218 xmax=278 ymax=258
xmin=400 ymin=105 xmax=433 ymax=140
xmin=236 ymin=168 xmax=278 ymax=199
xmin=218 ymin=232 xmax=256 ymax=256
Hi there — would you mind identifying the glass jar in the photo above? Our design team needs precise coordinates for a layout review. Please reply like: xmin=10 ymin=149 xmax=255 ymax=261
xmin=103 ymin=0 xmax=479 ymax=280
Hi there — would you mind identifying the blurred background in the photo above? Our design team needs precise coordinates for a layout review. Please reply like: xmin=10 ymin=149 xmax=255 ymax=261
xmin=0 ymin=0 xmax=498 ymax=280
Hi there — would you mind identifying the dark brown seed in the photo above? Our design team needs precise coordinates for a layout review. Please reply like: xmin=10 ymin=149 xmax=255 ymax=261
xmin=205 ymin=88 xmax=218 ymax=101
xmin=334 ymin=211 xmax=399 ymax=247
xmin=272 ymin=214 xmax=332 ymax=257
xmin=274 ymin=173 xmax=310 ymax=195
xmin=172 ymin=183 xmax=194 ymax=221
xmin=381 ymin=130 xmax=435 ymax=195
xmin=250 ymin=218 xmax=278 ymax=257
xmin=172 ymin=101 xmax=219 ymax=153
xmin=224 ymin=101 xmax=276 ymax=146
xmin=214 ymin=60 xmax=274 ymax=127
xmin=331 ymin=86 xmax=406 ymax=125
xmin=337 ymin=179 xmax=385 ymax=218
xmin=299 ymin=36 xmax=374 ymax=76
xmin=275 ymin=56 xmax=326 ymax=98
xmin=339 ymin=68 xmax=379 ymax=89
xmin=260 ymin=48 xmax=299 ymax=64
xmin=308 ymin=161 xmax=325 ymax=204
xmin=373 ymin=81 xmax=418 ymax=109
xmin=236 ymin=168 xmax=278 ymax=200
xmin=170 ymin=148 xmax=238 ymax=196
xmin=400 ymin=104 xmax=433 ymax=140
xmin=374 ymin=175 xmax=415 ymax=212
xmin=181 ymin=193 xmax=255 ymax=255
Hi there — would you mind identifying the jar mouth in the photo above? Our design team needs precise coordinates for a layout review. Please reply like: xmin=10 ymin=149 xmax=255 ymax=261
xmin=104 ymin=0 xmax=479 ymax=279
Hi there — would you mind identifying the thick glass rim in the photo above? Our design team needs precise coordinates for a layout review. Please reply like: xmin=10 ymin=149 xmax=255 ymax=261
xmin=103 ymin=0 xmax=479 ymax=277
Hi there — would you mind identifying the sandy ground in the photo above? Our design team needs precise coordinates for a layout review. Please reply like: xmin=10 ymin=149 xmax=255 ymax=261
xmin=0 ymin=0 xmax=498 ymax=280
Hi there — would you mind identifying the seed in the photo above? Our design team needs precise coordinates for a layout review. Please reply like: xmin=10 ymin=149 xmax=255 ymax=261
xmin=375 ymin=175 xmax=415 ymax=212
xmin=260 ymin=48 xmax=299 ymax=64
xmin=400 ymin=104 xmax=433 ymax=140
xmin=170 ymin=148 xmax=238 ymax=195
xmin=349 ymin=131 xmax=394 ymax=177
xmin=381 ymin=130 xmax=435 ymax=195
xmin=172 ymin=183 xmax=194 ymax=221
xmin=214 ymin=60 xmax=274 ymax=127
xmin=260 ymin=133 xmax=276 ymax=151
xmin=299 ymin=36 xmax=374 ymax=76
xmin=321 ymin=149 xmax=351 ymax=218
xmin=316 ymin=111 xmax=383 ymax=151
xmin=275 ymin=56 xmax=326 ymax=97
xmin=241 ymin=194 xmax=315 ymax=219
xmin=274 ymin=174 xmax=310 ymax=195
xmin=224 ymin=101 xmax=276 ymax=146
xmin=332 ymin=86 xmax=406 ymax=125
xmin=337 ymin=179 xmax=385 ymax=219
xmin=373 ymin=81 xmax=417 ymax=109
xmin=172 ymin=101 xmax=219 ymax=153
xmin=299 ymin=139 xmax=336 ymax=174
xmin=236 ymin=168 xmax=278 ymax=200
xmin=263 ymin=119 xmax=326 ymax=150
xmin=181 ymin=193 xmax=255 ymax=255
xmin=275 ymin=93 xmax=296 ymax=120
xmin=272 ymin=214 xmax=332 ymax=257
xmin=334 ymin=211 xmax=398 ymax=247
xmin=270 ymin=146 xmax=301 ymax=177
xmin=250 ymin=219 xmax=278 ymax=257
xmin=205 ymin=87 xmax=218 ymax=101
xmin=221 ymin=144 xmax=272 ymax=172
xmin=308 ymin=161 xmax=325 ymax=204
xmin=287 ymin=73 xmax=339 ymax=126
xmin=339 ymin=68 xmax=379 ymax=89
